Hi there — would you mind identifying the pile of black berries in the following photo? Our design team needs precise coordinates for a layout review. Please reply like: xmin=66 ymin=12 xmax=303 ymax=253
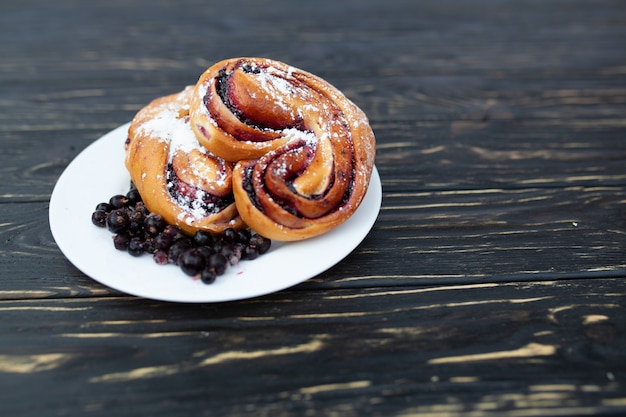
xmin=91 ymin=184 xmax=271 ymax=284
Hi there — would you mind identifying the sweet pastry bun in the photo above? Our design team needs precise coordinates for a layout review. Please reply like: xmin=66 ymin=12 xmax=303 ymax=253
xmin=190 ymin=58 xmax=376 ymax=241
xmin=125 ymin=86 xmax=243 ymax=235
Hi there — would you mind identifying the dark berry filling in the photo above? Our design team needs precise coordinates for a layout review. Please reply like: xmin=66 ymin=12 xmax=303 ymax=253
xmin=166 ymin=163 xmax=234 ymax=215
xmin=214 ymin=68 xmax=248 ymax=124
xmin=212 ymin=65 xmax=304 ymax=136
xmin=242 ymin=165 xmax=263 ymax=212
xmin=241 ymin=140 xmax=347 ymax=218
xmin=241 ymin=62 xmax=261 ymax=74
xmin=91 ymin=182 xmax=271 ymax=284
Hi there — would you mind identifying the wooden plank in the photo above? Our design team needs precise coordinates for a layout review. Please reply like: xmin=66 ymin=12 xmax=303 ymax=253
xmin=1 ymin=184 xmax=624 ymax=298
xmin=2 ymin=0 xmax=624 ymax=75
xmin=2 ymin=82 xmax=625 ymax=200
xmin=374 ymin=119 xmax=626 ymax=192
xmin=0 ymin=278 xmax=624 ymax=416
xmin=1 ymin=1 xmax=624 ymax=198
xmin=326 ymin=185 xmax=626 ymax=286
xmin=0 ymin=1 xmax=625 ymax=416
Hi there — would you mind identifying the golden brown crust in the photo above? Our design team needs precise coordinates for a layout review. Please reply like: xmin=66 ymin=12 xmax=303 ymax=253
xmin=190 ymin=59 xmax=291 ymax=162
xmin=190 ymin=58 xmax=376 ymax=241
xmin=125 ymin=87 xmax=243 ymax=235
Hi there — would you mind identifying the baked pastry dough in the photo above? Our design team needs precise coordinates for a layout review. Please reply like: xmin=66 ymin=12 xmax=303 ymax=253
xmin=125 ymin=86 xmax=243 ymax=235
xmin=190 ymin=58 xmax=376 ymax=241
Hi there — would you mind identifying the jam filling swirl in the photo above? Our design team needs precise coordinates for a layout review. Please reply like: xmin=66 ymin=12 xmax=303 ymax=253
xmin=125 ymin=86 xmax=244 ymax=235
xmin=190 ymin=57 xmax=376 ymax=241
xmin=166 ymin=162 xmax=234 ymax=216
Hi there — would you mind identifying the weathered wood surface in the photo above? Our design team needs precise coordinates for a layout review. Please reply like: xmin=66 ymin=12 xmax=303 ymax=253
xmin=1 ymin=0 xmax=625 ymax=416
xmin=1 ymin=279 xmax=624 ymax=417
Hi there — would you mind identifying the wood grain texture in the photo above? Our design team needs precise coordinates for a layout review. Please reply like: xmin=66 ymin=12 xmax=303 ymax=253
xmin=0 ymin=182 xmax=626 ymax=298
xmin=1 ymin=184 xmax=624 ymax=296
xmin=0 ymin=0 xmax=625 ymax=416
xmin=0 ymin=279 xmax=624 ymax=417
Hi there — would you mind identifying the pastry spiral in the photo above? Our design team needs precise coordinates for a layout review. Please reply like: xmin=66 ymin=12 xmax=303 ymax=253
xmin=125 ymin=86 xmax=243 ymax=235
xmin=190 ymin=58 xmax=376 ymax=241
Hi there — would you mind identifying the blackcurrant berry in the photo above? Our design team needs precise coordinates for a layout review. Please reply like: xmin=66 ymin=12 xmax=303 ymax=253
xmin=222 ymin=228 xmax=238 ymax=243
xmin=113 ymin=232 xmax=131 ymax=251
xmin=153 ymin=233 xmax=174 ymax=251
xmin=127 ymin=237 xmax=144 ymax=257
xmin=179 ymin=249 xmax=206 ymax=277
xmin=128 ymin=209 xmax=146 ymax=235
xmin=109 ymin=194 xmax=130 ymax=209
xmin=236 ymin=229 xmax=251 ymax=244
xmin=126 ymin=188 xmax=142 ymax=204
xmin=144 ymin=213 xmax=166 ymax=236
xmin=200 ymin=268 xmax=217 ymax=284
xmin=163 ymin=224 xmax=184 ymax=241
xmin=211 ymin=239 xmax=224 ymax=254
xmin=193 ymin=230 xmax=214 ymax=246
xmin=206 ymin=253 xmax=228 ymax=276
xmin=167 ymin=239 xmax=193 ymax=265
xmin=91 ymin=210 xmax=108 ymax=227
xmin=242 ymin=246 xmax=259 ymax=260
xmin=221 ymin=244 xmax=242 ymax=266
xmin=106 ymin=209 xmax=130 ymax=233
xmin=153 ymin=250 xmax=169 ymax=265
xmin=95 ymin=202 xmax=113 ymax=212
xmin=134 ymin=201 xmax=150 ymax=216
xmin=249 ymin=234 xmax=271 ymax=254
xmin=142 ymin=236 xmax=156 ymax=254
xmin=196 ymin=245 xmax=215 ymax=259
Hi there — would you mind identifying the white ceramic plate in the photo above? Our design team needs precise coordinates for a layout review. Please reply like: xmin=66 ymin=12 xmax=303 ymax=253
xmin=49 ymin=123 xmax=382 ymax=303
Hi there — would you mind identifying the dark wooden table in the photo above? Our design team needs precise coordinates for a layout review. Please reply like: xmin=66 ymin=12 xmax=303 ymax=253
xmin=1 ymin=0 xmax=625 ymax=416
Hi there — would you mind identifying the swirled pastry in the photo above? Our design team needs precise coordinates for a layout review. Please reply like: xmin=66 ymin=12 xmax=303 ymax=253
xmin=190 ymin=58 xmax=376 ymax=241
xmin=125 ymin=86 xmax=243 ymax=235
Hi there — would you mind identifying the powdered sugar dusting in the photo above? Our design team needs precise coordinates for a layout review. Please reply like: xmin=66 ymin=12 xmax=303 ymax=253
xmin=138 ymin=93 xmax=231 ymax=222
xmin=171 ymin=187 xmax=209 ymax=225
xmin=256 ymin=65 xmax=310 ymax=117
xmin=282 ymin=128 xmax=317 ymax=147
xmin=138 ymin=107 xmax=202 ymax=162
